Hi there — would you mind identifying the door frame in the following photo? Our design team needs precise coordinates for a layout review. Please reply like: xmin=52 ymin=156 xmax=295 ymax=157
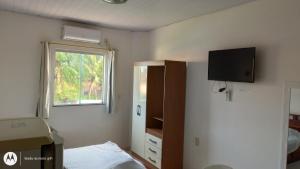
xmin=281 ymin=81 xmax=300 ymax=169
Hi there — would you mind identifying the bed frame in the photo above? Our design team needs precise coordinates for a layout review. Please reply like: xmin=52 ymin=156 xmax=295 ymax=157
xmin=288 ymin=114 xmax=300 ymax=164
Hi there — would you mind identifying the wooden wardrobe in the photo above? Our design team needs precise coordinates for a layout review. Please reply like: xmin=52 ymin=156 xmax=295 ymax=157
xmin=131 ymin=60 xmax=186 ymax=169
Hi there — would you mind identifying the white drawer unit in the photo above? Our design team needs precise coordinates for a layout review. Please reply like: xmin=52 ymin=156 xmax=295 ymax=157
xmin=145 ymin=143 xmax=162 ymax=159
xmin=145 ymin=133 xmax=162 ymax=169
xmin=146 ymin=133 xmax=162 ymax=149
xmin=145 ymin=149 xmax=161 ymax=169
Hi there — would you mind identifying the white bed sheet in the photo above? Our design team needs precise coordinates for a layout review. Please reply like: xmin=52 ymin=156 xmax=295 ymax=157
xmin=64 ymin=141 xmax=145 ymax=169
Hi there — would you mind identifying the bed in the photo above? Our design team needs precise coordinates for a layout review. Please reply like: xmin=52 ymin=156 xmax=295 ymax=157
xmin=64 ymin=141 xmax=146 ymax=169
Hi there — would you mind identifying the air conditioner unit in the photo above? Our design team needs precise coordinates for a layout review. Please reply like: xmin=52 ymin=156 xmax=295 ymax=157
xmin=62 ymin=25 xmax=101 ymax=43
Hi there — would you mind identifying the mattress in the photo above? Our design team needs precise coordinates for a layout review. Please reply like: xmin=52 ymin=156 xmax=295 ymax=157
xmin=64 ymin=141 xmax=145 ymax=169
xmin=288 ymin=128 xmax=300 ymax=154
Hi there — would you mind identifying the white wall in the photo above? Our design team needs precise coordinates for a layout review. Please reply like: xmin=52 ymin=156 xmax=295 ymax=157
xmin=149 ymin=0 xmax=300 ymax=169
xmin=0 ymin=10 xmax=150 ymax=148
xmin=290 ymin=88 xmax=300 ymax=115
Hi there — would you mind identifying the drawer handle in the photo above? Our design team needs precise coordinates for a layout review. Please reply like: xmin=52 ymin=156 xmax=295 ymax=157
xmin=149 ymin=139 xmax=157 ymax=144
xmin=148 ymin=157 xmax=156 ymax=164
xmin=148 ymin=148 xmax=157 ymax=154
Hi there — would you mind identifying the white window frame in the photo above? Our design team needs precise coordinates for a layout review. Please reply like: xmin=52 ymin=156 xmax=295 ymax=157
xmin=49 ymin=43 xmax=110 ymax=107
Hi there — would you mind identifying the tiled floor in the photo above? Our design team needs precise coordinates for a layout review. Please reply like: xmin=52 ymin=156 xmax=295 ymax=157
xmin=127 ymin=151 xmax=157 ymax=169
xmin=287 ymin=161 xmax=300 ymax=169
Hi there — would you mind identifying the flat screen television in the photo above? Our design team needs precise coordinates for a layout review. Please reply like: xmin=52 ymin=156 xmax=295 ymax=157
xmin=208 ymin=47 xmax=255 ymax=83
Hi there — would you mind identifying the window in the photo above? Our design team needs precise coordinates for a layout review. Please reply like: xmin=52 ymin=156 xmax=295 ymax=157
xmin=51 ymin=46 xmax=107 ymax=106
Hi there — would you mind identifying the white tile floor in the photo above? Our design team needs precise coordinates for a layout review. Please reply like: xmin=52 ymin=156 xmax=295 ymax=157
xmin=287 ymin=161 xmax=300 ymax=169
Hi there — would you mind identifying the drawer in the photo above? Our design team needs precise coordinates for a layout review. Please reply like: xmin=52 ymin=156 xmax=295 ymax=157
xmin=146 ymin=133 xmax=162 ymax=148
xmin=145 ymin=143 xmax=161 ymax=160
xmin=145 ymin=151 xmax=161 ymax=169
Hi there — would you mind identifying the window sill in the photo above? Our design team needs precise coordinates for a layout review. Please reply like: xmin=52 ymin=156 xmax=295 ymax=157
xmin=52 ymin=103 xmax=105 ymax=107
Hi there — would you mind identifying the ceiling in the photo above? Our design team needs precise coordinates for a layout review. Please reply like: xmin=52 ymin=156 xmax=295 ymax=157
xmin=0 ymin=0 xmax=255 ymax=31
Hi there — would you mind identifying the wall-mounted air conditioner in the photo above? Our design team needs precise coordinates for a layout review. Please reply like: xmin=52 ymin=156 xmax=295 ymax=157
xmin=62 ymin=25 xmax=101 ymax=43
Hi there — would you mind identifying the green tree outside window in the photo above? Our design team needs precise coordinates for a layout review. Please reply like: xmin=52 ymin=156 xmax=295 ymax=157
xmin=54 ymin=51 xmax=104 ymax=105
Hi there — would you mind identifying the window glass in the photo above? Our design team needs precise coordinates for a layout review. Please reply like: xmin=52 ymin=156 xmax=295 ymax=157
xmin=54 ymin=51 xmax=104 ymax=105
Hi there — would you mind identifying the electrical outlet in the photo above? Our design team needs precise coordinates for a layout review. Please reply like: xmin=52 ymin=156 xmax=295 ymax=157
xmin=194 ymin=137 xmax=200 ymax=146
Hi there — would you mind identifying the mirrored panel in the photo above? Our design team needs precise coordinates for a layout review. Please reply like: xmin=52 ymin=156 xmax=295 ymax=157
xmin=287 ymin=88 xmax=300 ymax=169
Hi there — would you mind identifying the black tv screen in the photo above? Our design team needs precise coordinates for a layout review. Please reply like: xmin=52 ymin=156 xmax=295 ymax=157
xmin=208 ymin=47 xmax=255 ymax=83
